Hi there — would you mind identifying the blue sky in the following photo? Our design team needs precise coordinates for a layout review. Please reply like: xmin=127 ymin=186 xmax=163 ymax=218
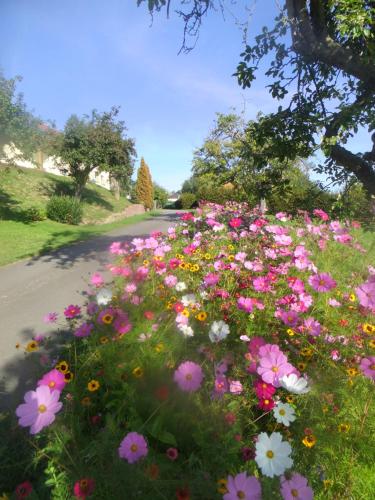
xmin=0 ymin=0 xmax=371 ymax=191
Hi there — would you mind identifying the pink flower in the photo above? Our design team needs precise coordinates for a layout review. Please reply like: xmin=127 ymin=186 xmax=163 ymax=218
xmin=248 ymin=336 xmax=266 ymax=355
xmin=278 ymin=310 xmax=300 ymax=327
xmin=37 ymin=369 xmax=66 ymax=392
xmin=109 ymin=241 xmax=123 ymax=254
xmin=224 ymin=472 xmax=261 ymax=500
xmin=64 ymin=304 xmax=81 ymax=319
xmin=355 ymin=280 xmax=375 ymax=310
xmin=313 ymin=208 xmax=329 ymax=221
xmin=90 ymin=272 xmax=104 ymax=288
xmin=174 ymin=361 xmax=204 ymax=392
xmin=302 ymin=317 xmax=321 ymax=336
xmin=229 ymin=217 xmax=242 ymax=228
xmin=229 ymin=380 xmax=243 ymax=394
xmin=308 ymin=273 xmax=337 ymax=292
xmin=253 ymin=276 xmax=272 ymax=293
xmin=359 ymin=356 xmax=375 ymax=381
xmin=257 ymin=345 xmax=294 ymax=387
xmin=203 ymin=273 xmax=220 ymax=287
xmin=254 ymin=379 xmax=276 ymax=399
xmin=166 ymin=447 xmax=179 ymax=461
xmin=280 ymin=472 xmax=313 ymax=500
xmin=43 ymin=312 xmax=58 ymax=323
xmin=16 ymin=385 xmax=62 ymax=434
xmin=73 ymin=478 xmax=95 ymax=499
xmin=164 ymin=275 xmax=178 ymax=287
xmin=118 ymin=432 xmax=148 ymax=463
xmin=74 ymin=322 xmax=94 ymax=338
xmin=328 ymin=298 xmax=341 ymax=307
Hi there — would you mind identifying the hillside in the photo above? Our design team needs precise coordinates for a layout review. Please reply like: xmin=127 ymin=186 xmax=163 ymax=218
xmin=0 ymin=164 xmax=130 ymax=224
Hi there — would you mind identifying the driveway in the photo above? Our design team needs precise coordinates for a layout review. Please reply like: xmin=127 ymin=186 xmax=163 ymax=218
xmin=0 ymin=210 xmax=180 ymax=410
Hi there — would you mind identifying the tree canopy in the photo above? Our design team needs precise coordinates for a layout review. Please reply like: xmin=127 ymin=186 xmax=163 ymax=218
xmin=51 ymin=107 xmax=136 ymax=200
xmin=0 ymin=72 xmax=42 ymax=161
xmin=138 ymin=1 xmax=375 ymax=197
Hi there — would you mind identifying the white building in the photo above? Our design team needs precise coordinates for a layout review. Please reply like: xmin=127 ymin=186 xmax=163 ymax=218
xmin=1 ymin=143 xmax=111 ymax=190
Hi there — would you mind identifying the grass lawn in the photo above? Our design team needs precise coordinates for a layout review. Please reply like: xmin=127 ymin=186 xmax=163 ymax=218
xmin=0 ymin=212 xmax=159 ymax=267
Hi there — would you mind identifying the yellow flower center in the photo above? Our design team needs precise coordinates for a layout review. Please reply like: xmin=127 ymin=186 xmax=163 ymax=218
xmin=371 ymin=364 xmax=375 ymax=371
xmin=266 ymin=450 xmax=274 ymax=459
xmin=291 ymin=489 xmax=299 ymax=497
xmin=272 ymin=366 xmax=279 ymax=372
xmin=279 ymin=409 xmax=286 ymax=416
xmin=38 ymin=404 xmax=47 ymax=413
xmin=130 ymin=444 xmax=138 ymax=452
xmin=237 ymin=491 xmax=246 ymax=499
xmin=49 ymin=381 xmax=56 ymax=387
xmin=185 ymin=374 xmax=193 ymax=381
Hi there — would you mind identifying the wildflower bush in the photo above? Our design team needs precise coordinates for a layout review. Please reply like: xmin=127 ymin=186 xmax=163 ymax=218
xmin=10 ymin=203 xmax=375 ymax=499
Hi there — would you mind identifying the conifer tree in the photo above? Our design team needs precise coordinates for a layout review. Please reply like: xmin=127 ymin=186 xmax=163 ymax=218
xmin=135 ymin=158 xmax=154 ymax=210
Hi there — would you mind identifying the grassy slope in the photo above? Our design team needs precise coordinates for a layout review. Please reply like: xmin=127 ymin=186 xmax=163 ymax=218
xmin=0 ymin=165 xmax=155 ymax=266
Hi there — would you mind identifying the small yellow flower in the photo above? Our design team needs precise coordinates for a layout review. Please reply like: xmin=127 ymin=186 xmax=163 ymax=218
xmin=132 ymin=367 xmax=144 ymax=378
xmin=102 ymin=313 xmax=113 ymax=325
xmin=155 ymin=343 xmax=165 ymax=353
xmin=300 ymin=347 xmax=313 ymax=358
xmin=346 ymin=367 xmax=359 ymax=377
xmin=362 ymin=323 xmax=375 ymax=335
xmin=143 ymin=260 xmax=150 ymax=266
xmin=285 ymin=395 xmax=295 ymax=404
xmin=348 ymin=293 xmax=356 ymax=302
xmin=217 ymin=479 xmax=228 ymax=494
xmin=338 ymin=423 xmax=350 ymax=433
xmin=302 ymin=434 xmax=317 ymax=448
xmin=191 ymin=264 xmax=200 ymax=272
xmin=322 ymin=406 xmax=329 ymax=413
xmin=204 ymin=253 xmax=212 ymax=260
xmin=228 ymin=255 xmax=234 ymax=262
xmin=286 ymin=329 xmax=295 ymax=336
xmin=196 ymin=311 xmax=207 ymax=321
xmin=88 ymin=379 xmax=100 ymax=391
xmin=323 ymin=480 xmax=333 ymax=489
xmin=81 ymin=396 xmax=91 ymax=406
xmin=297 ymin=362 xmax=307 ymax=372
xmin=179 ymin=262 xmax=187 ymax=270
xmin=64 ymin=371 xmax=74 ymax=383
xmin=228 ymin=245 xmax=234 ymax=251
xmin=170 ymin=296 xmax=177 ymax=302
xmin=100 ymin=336 xmax=109 ymax=344
xmin=369 ymin=339 xmax=375 ymax=349
xmin=175 ymin=254 xmax=184 ymax=260
xmin=166 ymin=301 xmax=173 ymax=310
xmin=182 ymin=308 xmax=190 ymax=318
xmin=26 ymin=341 xmax=39 ymax=352
xmin=56 ymin=361 xmax=69 ymax=373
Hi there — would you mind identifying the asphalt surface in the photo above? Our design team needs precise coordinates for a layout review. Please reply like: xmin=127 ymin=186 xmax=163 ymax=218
xmin=0 ymin=210 xmax=180 ymax=410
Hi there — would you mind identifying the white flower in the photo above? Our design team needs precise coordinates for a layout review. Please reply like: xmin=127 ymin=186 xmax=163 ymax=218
xmin=279 ymin=373 xmax=310 ymax=394
xmin=208 ymin=320 xmax=230 ymax=343
xmin=175 ymin=282 xmax=187 ymax=292
xmin=181 ymin=294 xmax=197 ymax=307
xmin=273 ymin=402 xmax=296 ymax=427
xmin=96 ymin=287 xmax=112 ymax=306
xmin=255 ymin=432 xmax=293 ymax=478
xmin=177 ymin=324 xmax=194 ymax=337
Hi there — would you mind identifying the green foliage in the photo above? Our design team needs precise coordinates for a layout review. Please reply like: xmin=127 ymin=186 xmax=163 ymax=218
xmin=176 ymin=192 xmax=197 ymax=209
xmin=332 ymin=181 xmax=375 ymax=228
xmin=153 ymin=182 xmax=168 ymax=208
xmin=0 ymin=72 xmax=42 ymax=160
xmin=50 ymin=107 xmax=136 ymax=200
xmin=135 ymin=158 xmax=154 ymax=210
xmin=23 ymin=205 xmax=47 ymax=222
xmin=46 ymin=195 xmax=83 ymax=225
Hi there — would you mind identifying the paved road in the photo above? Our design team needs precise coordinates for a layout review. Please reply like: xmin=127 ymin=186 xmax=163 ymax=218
xmin=0 ymin=210 xmax=179 ymax=410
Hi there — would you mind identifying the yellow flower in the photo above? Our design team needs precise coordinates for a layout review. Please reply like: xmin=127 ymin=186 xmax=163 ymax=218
xmin=179 ymin=262 xmax=187 ymax=270
xmin=182 ymin=308 xmax=190 ymax=318
xmin=175 ymin=254 xmax=184 ymax=260
xmin=217 ymin=479 xmax=228 ymax=494
xmin=338 ymin=423 xmax=350 ymax=433
xmin=362 ymin=323 xmax=375 ymax=335
xmin=26 ymin=341 xmax=39 ymax=352
xmin=81 ymin=396 xmax=91 ymax=406
xmin=64 ymin=371 xmax=74 ymax=383
xmin=285 ymin=395 xmax=295 ymax=404
xmin=369 ymin=339 xmax=375 ymax=349
xmin=228 ymin=245 xmax=234 ymax=251
xmin=56 ymin=361 xmax=69 ymax=373
xmin=143 ymin=260 xmax=150 ymax=266
xmin=191 ymin=264 xmax=200 ymax=272
xmin=132 ymin=367 xmax=144 ymax=378
xmin=300 ymin=347 xmax=313 ymax=358
xmin=166 ymin=301 xmax=173 ymax=310
xmin=286 ymin=328 xmax=295 ymax=336
xmin=322 ymin=406 xmax=329 ymax=413
xmin=102 ymin=313 xmax=113 ymax=324
xmin=100 ymin=336 xmax=109 ymax=344
xmin=302 ymin=434 xmax=317 ymax=448
xmin=196 ymin=311 xmax=207 ymax=321
xmin=228 ymin=255 xmax=234 ymax=262
xmin=346 ymin=367 xmax=359 ymax=377
xmin=87 ymin=379 xmax=100 ymax=391
xmin=348 ymin=293 xmax=356 ymax=302
xmin=323 ymin=480 xmax=333 ymax=489
xmin=155 ymin=343 xmax=165 ymax=353
xmin=297 ymin=362 xmax=307 ymax=372
xmin=204 ymin=253 xmax=212 ymax=260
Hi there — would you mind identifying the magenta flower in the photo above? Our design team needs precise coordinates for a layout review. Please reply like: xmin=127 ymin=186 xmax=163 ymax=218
xmin=278 ymin=309 xmax=300 ymax=327
xmin=254 ymin=379 xmax=276 ymax=399
xmin=90 ymin=272 xmax=104 ymax=288
xmin=73 ymin=478 xmax=95 ymax=499
xmin=118 ymin=432 xmax=148 ymax=464
xmin=37 ymin=369 xmax=66 ymax=392
xmin=257 ymin=345 xmax=294 ymax=387
xmin=248 ymin=336 xmax=266 ymax=355
xmin=280 ymin=472 xmax=313 ymax=500
xmin=64 ymin=304 xmax=81 ymax=319
xmin=166 ymin=447 xmax=179 ymax=461
xmin=224 ymin=472 xmax=261 ymax=500
xmin=308 ymin=273 xmax=336 ymax=292
xmin=229 ymin=217 xmax=243 ymax=228
xmin=174 ymin=361 xmax=204 ymax=392
xmin=359 ymin=356 xmax=375 ymax=381
xmin=203 ymin=273 xmax=220 ymax=287
xmin=355 ymin=280 xmax=375 ymax=310
xmin=313 ymin=208 xmax=329 ymax=221
xmin=16 ymin=385 xmax=62 ymax=434
xmin=74 ymin=322 xmax=94 ymax=338
xmin=43 ymin=312 xmax=58 ymax=324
